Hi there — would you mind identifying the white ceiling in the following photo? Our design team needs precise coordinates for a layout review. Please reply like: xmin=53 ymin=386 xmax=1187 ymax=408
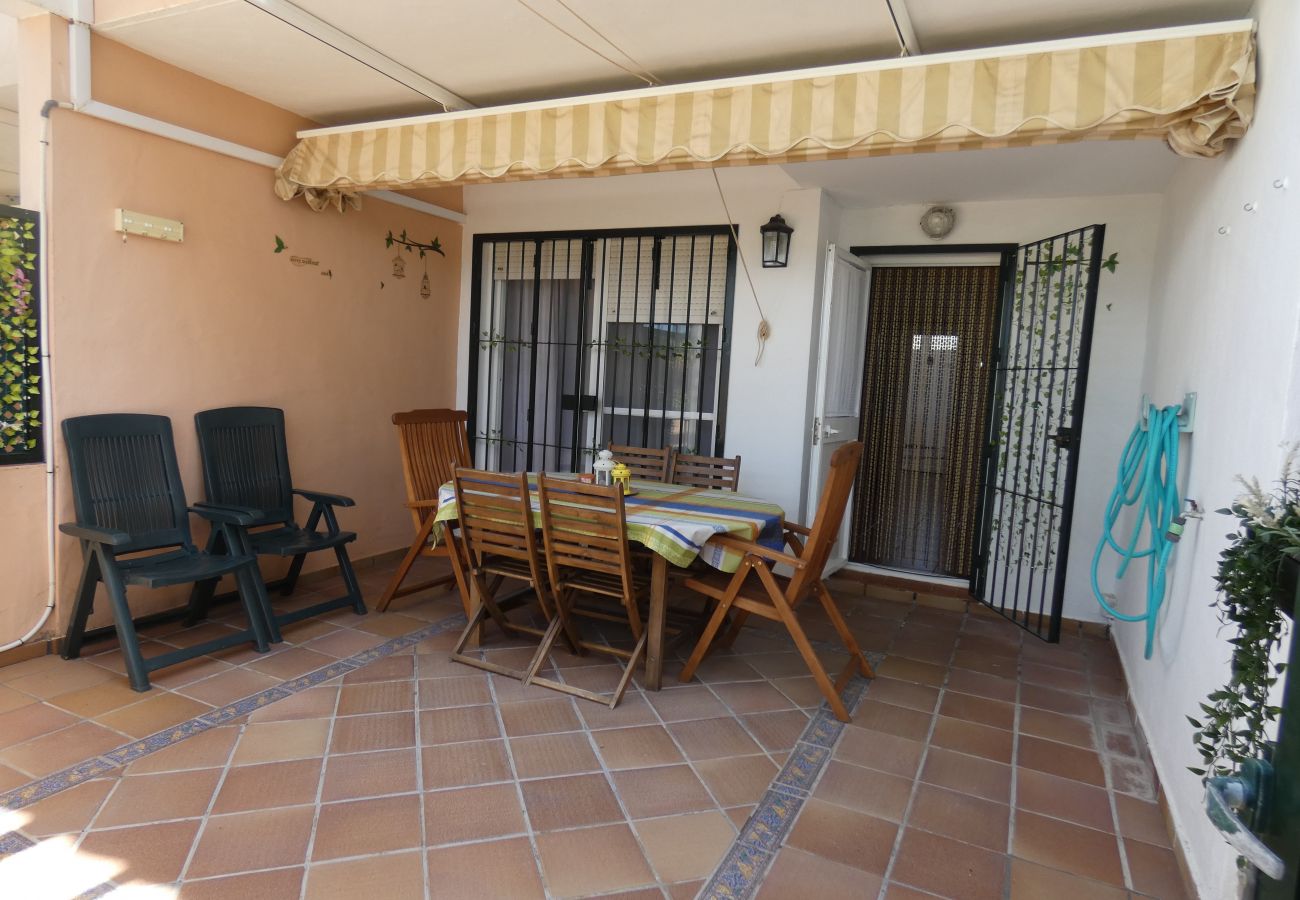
xmin=94 ymin=0 xmax=1254 ymax=125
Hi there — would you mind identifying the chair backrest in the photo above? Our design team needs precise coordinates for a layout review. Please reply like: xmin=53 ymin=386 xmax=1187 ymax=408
xmin=669 ymin=452 xmax=742 ymax=492
xmin=608 ymin=444 xmax=671 ymax=482
xmin=62 ymin=414 xmax=193 ymax=554
xmin=537 ymin=475 xmax=635 ymax=597
xmin=786 ymin=441 xmax=865 ymax=603
xmin=194 ymin=407 xmax=295 ymax=525
xmin=453 ymin=467 xmax=544 ymax=581
xmin=393 ymin=409 xmax=471 ymax=530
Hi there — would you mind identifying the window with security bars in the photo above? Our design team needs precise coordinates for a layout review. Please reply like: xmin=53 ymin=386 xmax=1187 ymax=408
xmin=470 ymin=228 xmax=735 ymax=474
xmin=0 ymin=204 xmax=42 ymax=465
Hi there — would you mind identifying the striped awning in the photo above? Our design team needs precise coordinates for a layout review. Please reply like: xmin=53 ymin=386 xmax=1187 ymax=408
xmin=275 ymin=22 xmax=1255 ymax=211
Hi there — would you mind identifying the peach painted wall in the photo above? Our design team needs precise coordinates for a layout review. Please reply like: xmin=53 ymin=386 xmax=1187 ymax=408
xmin=0 ymin=26 xmax=463 ymax=641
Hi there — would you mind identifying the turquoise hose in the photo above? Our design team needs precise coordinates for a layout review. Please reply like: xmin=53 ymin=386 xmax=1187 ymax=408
xmin=1090 ymin=403 xmax=1183 ymax=659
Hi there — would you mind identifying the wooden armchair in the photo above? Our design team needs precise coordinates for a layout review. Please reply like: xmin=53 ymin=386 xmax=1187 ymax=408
xmin=608 ymin=443 xmax=672 ymax=482
xmin=677 ymin=441 xmax=873 ymax=721
xmin=376 ymin=409 xmax=471 ymax=613
xmin=669 ymin=452 xmax=742 ymax=492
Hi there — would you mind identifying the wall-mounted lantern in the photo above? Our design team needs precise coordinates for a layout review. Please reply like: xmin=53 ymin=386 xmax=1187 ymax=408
xmin=760 ymin=214 xmax=793 ymax=268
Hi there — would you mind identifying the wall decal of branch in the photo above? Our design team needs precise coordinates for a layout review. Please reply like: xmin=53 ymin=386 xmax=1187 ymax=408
xmin=386 ymin=230 xmax=445 ymax=258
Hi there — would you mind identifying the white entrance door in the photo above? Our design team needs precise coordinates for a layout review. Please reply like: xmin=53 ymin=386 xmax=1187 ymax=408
xmin=807 ymin=243 xmax=870 ymax=574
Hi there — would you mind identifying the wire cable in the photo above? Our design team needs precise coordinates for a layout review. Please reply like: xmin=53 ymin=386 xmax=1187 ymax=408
xmin=515 ymin=0 xmax=660 ymax=87
xmin=548 ymin=0 xmax=661 ymax=85
xmin=710 ymin=169 xmax=771 ymax=365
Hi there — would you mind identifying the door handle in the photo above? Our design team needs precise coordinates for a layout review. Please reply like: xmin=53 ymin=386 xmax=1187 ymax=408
xmin=1205 ymin=760 xmax=1285 ymax=879
xmin=1050 ymin=426 xmax=1075 ymax=450
xmin=823 ymin=426 xmax=840 ymax=438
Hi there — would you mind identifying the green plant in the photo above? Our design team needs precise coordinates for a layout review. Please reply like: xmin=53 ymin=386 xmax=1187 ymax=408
xmin=1189 ymin=445 xmax=1300 ymax=778
xmin=386 ymin=230 xmax=444 ymax=258
xmin=0 ymin=210 xmax=40 ymax=456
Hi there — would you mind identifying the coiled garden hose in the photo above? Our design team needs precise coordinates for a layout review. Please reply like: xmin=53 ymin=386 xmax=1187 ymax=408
xmin=1091 ymin=403 xmax=1184 ymax=659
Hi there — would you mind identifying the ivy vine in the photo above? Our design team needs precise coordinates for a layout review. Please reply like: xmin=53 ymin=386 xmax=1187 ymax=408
xmin=0 ymin=211 xmax=40 ymax=456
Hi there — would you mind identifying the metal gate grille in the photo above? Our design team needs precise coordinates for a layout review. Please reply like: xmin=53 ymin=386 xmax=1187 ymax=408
xmin=468 ymin=228 xmax=736 ymax=474
xmin=975 ymin=225 xmax=1106 ymax=641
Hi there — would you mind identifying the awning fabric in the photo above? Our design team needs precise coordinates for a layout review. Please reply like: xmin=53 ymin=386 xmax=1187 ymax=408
xmin=275 ymin=24 xmax=1255 ymax=211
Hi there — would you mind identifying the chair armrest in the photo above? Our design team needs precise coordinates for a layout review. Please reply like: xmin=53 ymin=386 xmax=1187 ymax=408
xmin=405 ymin=499 xmax=443 ymax=510
xmin=294 ymin=488 xmax=355 ymax=508
xmin=782 ymin=520 xmax=812 ymax=536
xmin=710 ymin=534 xmax=806 ymax=569
xmin=59 ymin=522 xmax=130 ymax=546
xmin=190 ymin=503 xmax=262 ymax=526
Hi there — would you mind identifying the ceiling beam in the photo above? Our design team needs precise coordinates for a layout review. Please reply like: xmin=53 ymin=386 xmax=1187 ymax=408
xmin=0 ymin=0 xmax=91 ymax=19
xmin=241 ymin=0 xmax=475 ymax=110
xmin=884 ymin=0 xmax=921 ymax=56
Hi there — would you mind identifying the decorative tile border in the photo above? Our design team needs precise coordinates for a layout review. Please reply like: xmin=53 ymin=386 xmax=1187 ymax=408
xmin=698 ymin=660 xmax=878 ymax=900
xmin=0 ymin=612 xmax=467 ymax=813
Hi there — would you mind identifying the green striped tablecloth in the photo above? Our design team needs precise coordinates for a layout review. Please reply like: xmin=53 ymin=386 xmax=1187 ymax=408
xmin=433 ymin=474 xmax=786 ymax=573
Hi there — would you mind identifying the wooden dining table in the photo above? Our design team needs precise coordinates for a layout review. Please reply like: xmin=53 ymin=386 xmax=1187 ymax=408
xmin=431 ymin=474 xmax=787 ymax=690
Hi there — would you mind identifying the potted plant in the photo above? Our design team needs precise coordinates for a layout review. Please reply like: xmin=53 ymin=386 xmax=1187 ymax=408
xmin=1190 ymin=445 xmax=1300 ymax=779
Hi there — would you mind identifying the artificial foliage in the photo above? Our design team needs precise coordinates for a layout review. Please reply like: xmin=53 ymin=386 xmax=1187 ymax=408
xmin=0 ymin=210 xmax=39 ymax=457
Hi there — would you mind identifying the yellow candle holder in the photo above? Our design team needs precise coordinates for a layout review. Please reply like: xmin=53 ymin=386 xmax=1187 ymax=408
xmin=611 ymin=462 xmax=632 ymax=495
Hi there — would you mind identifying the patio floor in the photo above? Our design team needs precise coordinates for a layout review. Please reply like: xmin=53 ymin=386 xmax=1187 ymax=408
xmin=0 ymin=557 xmax=1191 ymax=899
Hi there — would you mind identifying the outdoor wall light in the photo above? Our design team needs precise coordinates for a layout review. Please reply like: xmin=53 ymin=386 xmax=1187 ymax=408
xmin=760 ymin=214 xmax=793 ymax=267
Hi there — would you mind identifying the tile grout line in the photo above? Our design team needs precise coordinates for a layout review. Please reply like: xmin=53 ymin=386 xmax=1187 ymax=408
xmin=174 ymin=705 xmax=248 ymax=886
xmin=413 ymin=653 xmax=431 ymax=900
xmin=1003 ymin=631 xmax=1024 ymax=900
xmin=1090 ymin=642 xmax=1137 ymax=893
xmin=297 ymin=670 xmax=347 ymax=899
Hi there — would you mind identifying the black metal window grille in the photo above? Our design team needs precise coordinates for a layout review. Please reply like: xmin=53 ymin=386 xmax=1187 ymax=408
xmin=974 ymin=225 xmax=1106 ymax=641
xmin=469 ymin=228 xmax=736 ymax=474
xmin=0 ymin=204 xmax=42 ymax=466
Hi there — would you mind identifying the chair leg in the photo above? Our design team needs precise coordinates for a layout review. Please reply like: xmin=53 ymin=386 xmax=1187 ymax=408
xmin=60 ymin=547 xmax=101 ymax=661
xmin=185 ymin=528 xmax=225 ymax=627
xmin=280 ymin=553 xmax=308 ymax=597
xmin=815 ymin=581 xmax=874 ymax=679
xmin=334 ymin=543 xmax=368 ymax=615
xmin=376 ymin=518 xmax=437 ymax=612
xmin=94 ymin=547 xmax=151 ymax=692
xmin=754 ymin=564 xmax=849 ymax=722
xmin=679 ymin=564 xmax=750 ymax=683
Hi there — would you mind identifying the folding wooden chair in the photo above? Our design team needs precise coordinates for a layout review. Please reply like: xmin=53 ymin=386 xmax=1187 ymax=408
xmin=59 ymin=414 xmax=273 ymax=691
xmin=669 ymin=452 xmax=742 ymax=492
xmin=449 ymin=468 xmax=580 ymax=679
xmin=529 ymin=476 xmax=650 ymax=707
xmin=608 ymin=443 xmax=672 ymax=482
xmin=377 ymin=409 xmax=471 ymax=613
xmin=677 ymin=442 xmax=873 ymax=722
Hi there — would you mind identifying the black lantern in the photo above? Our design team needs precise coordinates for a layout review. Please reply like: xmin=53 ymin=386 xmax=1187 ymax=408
xmin=760 ymin=214 xmax=793 ymax=267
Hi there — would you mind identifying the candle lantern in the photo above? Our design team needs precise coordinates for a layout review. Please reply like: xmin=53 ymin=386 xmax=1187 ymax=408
xmin=611 ymin=462 xmax=632 ymax=495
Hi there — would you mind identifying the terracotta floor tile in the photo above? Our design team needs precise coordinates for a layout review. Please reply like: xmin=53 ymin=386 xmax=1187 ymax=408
xmin=1008 ymin=858 xmax=1127 ymax=900
xmin=78 ymin=819 xmax=201 ymax=884
xmin=304 ymin=850 xmax=425 ymax=900
xmin=635 ymin=809 xmax=734 ymax=882
xmin=593 ymin=724 xmax=685 ymax=769
xmin=420 ymin=674 xmax=492 ymax=709
xmin=646 ymin=684 xmax=730 ymax=722
xmin=712 ymin=681 xmax=796 ymax=715
xmin=320 ymin=747 xmax=418 ymax=801
xmin=691 ymin=655 xmax=762 ymax=683
xmin=745 ymin=651 xmax=812 ymax=679
xmin=741 ymin=710 xmax=809 ymax=753
xmin=245 ymin=646 xmax=337 ymax=680
xmin=694 ymin=754 xmax=779 ymax=808
xmin=17 ymin=778 xmax=115 ymax=837
xmin=498 ymin=698 xmax=582 ymax=737
xmin=577 ymin=691 xmax=660 ymax=730
xmin=331 ymin=711 xmax=417 ymax=753
xmin=758 ymin=846 xmax=883 ymax=900
xmin=0 ymin=762 xmax=26 ymax=792
xmin=668 ymin=717 xmax=762 ymax=760
xmin=1020 ymin=684 xmax=1092 ymax=717
xmin=521 ymin=772 xmax=624 ymax=831
xmin=232 ymin=718 xmax=330 ymax=765
xmin=612 ymin=764 xmax=717 ymax=818
xmin=907 ymin=783 xmax=1009 ymax=851
xmin=785 ymin=798 xmax=897 ymax=874
xmin=336 ymin=679 xmax=415 ymax=716
xmin=247 ymin=685 xmax=339 ymax=723
xmin=1019 ymin=706 xmax=1096 ymax=749
xmin=420 ymin=705 xmax=501 ymax=745
xmin=849 ymin=699 xmax=933 ymax=742
xmin=1022 ymin=662 xmax=1089 ymax=693
xmin=875 ymin=656 xmax=946 ymax=686
xmin=187 ymin=805 xmax=314 ymax=877
xmin=1114 ymin=793 xmax=1173 ymax=848
xmin=1016 ymin=767 xmax=1115 ymax=832
xmin=0 ymin=653 xmax=68 ymax=683
xmin=666 ymin=880 xmax=706 ymax=900
xmin=771 ymin=675 xmax=831 ymax=708
xmin=421 ymin=739 xmax=512 ymax=789
xmin=426 ymin=836 xmax=545 ymax=900
xmin=891 ymin=828 xmax=1007 ymax=900
xmin=918 ymin=750 xmax=1009 ymax=808
xmin=812 ymin=759 xmax=913 ymax=822
xmin=1125 ymin=837 xmax=1191 ymax=898
xmin=43 ymin=678 xmax=148 ymax=718
xmin=94 ymin=693 xmax=212 ymax=739
xmin=210 ymin=757 xmax=323 ymax=814
xmin=938 ymin=692 xmax=1015 ymax=731
xmin=946 ymin=668 xmax=1018 ymax=703
xmin=353 ymin=612 xmax=426 ymax=637
xmin=344 ymin=653 xmax=417 ymax=684
xmin=930 ymin=716 xmax=1014 ymax=764
xmin=0 ymin=701 xmax=78 ymax=749
xmin=511 ymin=731 xmax=601 ymax=779
xmin=312 ymin=793 xmax=423 ymax=860
xmin=868 ymin=677 xmax=941 ymax=713
xmin=126 ymin=725 xmax=239 ymax=775
xmin=179 ymin=867 xmax=304 ymax=900
xmin=834 ymin=727 xmax=925 ymax=778
xmin=93 ymin=768 xmax=222 ymax=827
xmin=176 ymin=667 xmax=281 ymax=706
xmin=1017 ymin=735 xmax=1106 ymax=787
xmin=303 ymin=628 xmax=386 ymax=658
xmin=535 ymin=824 xmax=656 ymax=899
xmin=1012 ymin=811 xmax=1124 ymax=886
xmin=9 ymin=660 xmax=114 ymax=699
xmin=424 ymin=781 xmax=527 ymax=845
xmin=952 ymin=648 xmax=1018 ymax=679
xmin=0 ymin=721 xmax=126 ymax=777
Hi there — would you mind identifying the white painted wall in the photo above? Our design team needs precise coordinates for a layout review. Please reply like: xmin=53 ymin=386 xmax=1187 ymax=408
xmin=839 ymin=194 xmax=1164 ymax=625
xmin=1106 ymin=0 xmax=1300 ymax=896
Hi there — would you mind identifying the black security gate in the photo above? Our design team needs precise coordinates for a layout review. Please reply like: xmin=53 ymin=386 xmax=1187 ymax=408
xmin=467 ymin=227 xmax=736 ymax=474
xmin=972 ymin=224 xmax=1106 ymax=641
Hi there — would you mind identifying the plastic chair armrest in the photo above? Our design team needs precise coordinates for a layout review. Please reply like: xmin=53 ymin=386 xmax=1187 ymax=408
xmin=59 ymin=522 xmax=130 ymax=546
xmin=294 ymin=488 xmax=356 ymax=508
xmin=190 ymin=503 xmax=262 ymax=526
